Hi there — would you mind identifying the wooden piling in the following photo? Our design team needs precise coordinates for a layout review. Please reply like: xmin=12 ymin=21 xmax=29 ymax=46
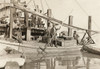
xmin=47 ymin=9 xmax=52 ymax=28
xmin=88 ymin=16 xmax=91 ymax=37
xmin=9 ymin=0 xmax=14 ymax=39
xmin=68 ymin=15 xmax=73 ymax=36
xmin=24 ymin=8 xmax=31 ymax=41
xmin=35 ymin=5 xmax=40 ymax=28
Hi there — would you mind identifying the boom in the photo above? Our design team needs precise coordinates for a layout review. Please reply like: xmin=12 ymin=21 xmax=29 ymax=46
xmin=6 ymin=3 xmax=100 ymax=33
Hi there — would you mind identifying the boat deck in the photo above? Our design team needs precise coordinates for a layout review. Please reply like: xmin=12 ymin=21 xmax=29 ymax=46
xmin=0 ymin=39 xmax=82 ymax=61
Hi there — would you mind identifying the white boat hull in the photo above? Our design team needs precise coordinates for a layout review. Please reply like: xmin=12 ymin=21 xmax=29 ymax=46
xmin=0 ymin=54 xmax=25 ymax=68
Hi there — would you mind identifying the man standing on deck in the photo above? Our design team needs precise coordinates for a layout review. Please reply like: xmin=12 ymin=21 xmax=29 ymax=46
xmin=73 ymin=31 xmax=79 ymax=45
xmin=50 ymin=24 xmax=61 ymax=47
xmin=13 ymin=19 xmax=22 ymax=43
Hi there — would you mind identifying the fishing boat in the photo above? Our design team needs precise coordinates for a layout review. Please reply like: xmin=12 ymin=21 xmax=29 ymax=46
xmin=0 ymin=1 xmax=99 ymax=68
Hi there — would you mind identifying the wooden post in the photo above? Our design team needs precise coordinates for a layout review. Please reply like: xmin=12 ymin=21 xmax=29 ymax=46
xmin=88 ymin=16 xmax=91 ymax=37
xmin=9 ymin=0 xmax=14 ymax=39
xmin=68 ymin=15 xmax=73 ymax=36
xmin=47 ymin=9 xmax=52 ymax=28
xmin=24 ymin=6 xmax=31 ymax=41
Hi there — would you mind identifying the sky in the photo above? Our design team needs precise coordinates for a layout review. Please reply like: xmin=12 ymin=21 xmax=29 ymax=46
xmin=1 ymin=0 xmax=100 ymax=31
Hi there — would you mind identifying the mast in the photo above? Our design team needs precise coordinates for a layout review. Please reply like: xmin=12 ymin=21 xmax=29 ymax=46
xmin=68 ymin=15 xmax=73 ymax=36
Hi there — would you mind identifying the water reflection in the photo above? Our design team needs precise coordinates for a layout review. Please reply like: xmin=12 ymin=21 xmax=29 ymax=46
xmin=82 ymin=52 xmax=100 ymax=69
xmin=21 ymin=52 xmax=100 ymax=69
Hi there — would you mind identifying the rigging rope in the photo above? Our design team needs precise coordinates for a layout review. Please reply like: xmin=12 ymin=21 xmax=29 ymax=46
xmin=27 ymin=0 xmax=37 ymax=11
xmin=42 ymin=0 xmax=55 ymax=24
xmin=40 ymin=0 xmax=44 ymax=13
xmin=44 ymin=0 xmax=50 ymax=9
xmin=4 ymin=0 xmax=6 ymax=16
xmin=74 ymin=0 xmax=100 ymax=30
xmin=74 ymin=0 xmax=88 ymax=15
xmin=44 ymin=0 xmax=55 ymax=18
xmin=32 ymin=0 xmax=37 ymax=9
xmin=63 ymin=9 xmax=73 ymax=22
xmin=27 ymin=0 xmax=32 ymax=5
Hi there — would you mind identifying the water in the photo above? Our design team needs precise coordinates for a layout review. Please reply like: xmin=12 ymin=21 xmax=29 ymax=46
xmin=21 ymin=51 xmax=100 ymax=69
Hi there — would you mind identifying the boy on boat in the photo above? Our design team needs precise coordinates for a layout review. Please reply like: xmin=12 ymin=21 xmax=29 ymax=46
xmin=73 ymin=31 xmax=79 ymax=45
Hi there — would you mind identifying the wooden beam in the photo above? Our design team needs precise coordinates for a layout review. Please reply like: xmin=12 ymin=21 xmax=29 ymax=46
xmin=14 ymin=4 xmax=62 ymax=23
xmin=13 ymin=4 xmax=99 ymax=33
xmin=68 ymin=15 xmax=73 ymax=36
